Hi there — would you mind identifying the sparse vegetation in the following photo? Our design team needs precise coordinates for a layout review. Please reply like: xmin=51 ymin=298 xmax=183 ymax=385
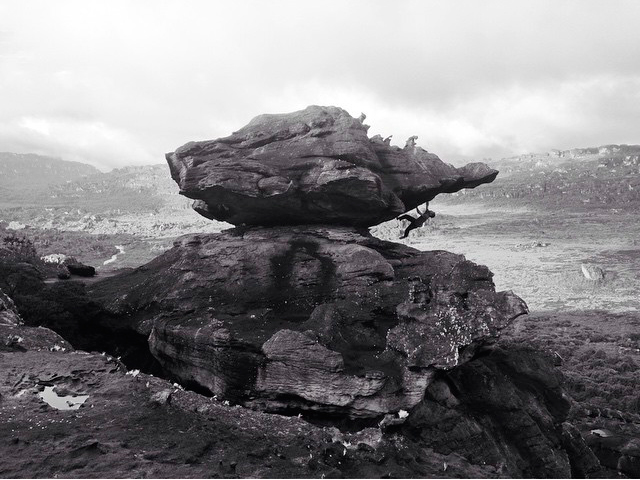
xmin=0 ymin=231 xmax=38 ymax=260
xmin=504 ymin=311 xmax=640 ymax=414
xmin=441 ymin=145 xmax=640 ymax=210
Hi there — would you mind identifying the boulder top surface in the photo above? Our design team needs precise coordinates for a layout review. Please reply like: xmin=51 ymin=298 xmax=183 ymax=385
xmin=167 ymin=105 xmax=498 ymax=227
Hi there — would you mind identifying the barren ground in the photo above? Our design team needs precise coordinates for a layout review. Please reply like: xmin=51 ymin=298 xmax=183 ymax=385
xmin=2 ymin=202 xmax=639 ymax=477
xmin=374 ymin=202 xmax=640 ymax=313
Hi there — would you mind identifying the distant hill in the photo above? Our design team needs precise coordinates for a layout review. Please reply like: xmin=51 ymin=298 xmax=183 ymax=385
xmin=0 ymin=153 xmax=187 ymax=216
xmin=0 ymin=154 xmax=225 ymax=237
xmin=440 ymin=144 xmax=640 ymax=210
xmin=47 ymin=164 xmax=184 ymax=214
xmin=4 ymin=144 xmax=637 ymax=237
xmin=0 ymin=152 xmax=101 ymax=205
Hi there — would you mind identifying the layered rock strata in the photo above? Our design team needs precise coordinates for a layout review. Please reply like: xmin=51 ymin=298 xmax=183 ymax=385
xmin=91 ymin=226 xmax=526 ymax=418
xmin=403 ymin=343 xmax=602 ymax=478
xmin=86 ymin=106 xmax=525 ymax=418
xmin=0 ymin=306 xmax=516 ymax=479
xmin=44 ymin=105 xmax=605 ymax=476
xmin=166 ymin=105 xmax=497 ymax=227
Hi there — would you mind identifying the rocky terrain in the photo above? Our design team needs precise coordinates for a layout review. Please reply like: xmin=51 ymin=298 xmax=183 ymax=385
xmin=372 ymin=203 xmax=640 ymax=314
xmin=1 ymin=163 xmax=226 ymax=239
xmin=167 ymin=106 xmax=497 ymax=226
xmin=1 ymin=289 xmax=606 ymax=478
xmin=0 ymin=152 xmax=100 ymax=207
xmin=2 ymin=106 xmax=634 ymax=478
xmin=441 ymin=144 xmax=640 ymax=210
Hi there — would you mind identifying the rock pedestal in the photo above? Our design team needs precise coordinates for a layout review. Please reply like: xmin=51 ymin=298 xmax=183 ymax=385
xmin=87 ymin=106 xmax=525 ymax=418
xmin=77 ymin=106 xmax=599 ymax=477
xmin=93 ymin=226 xmax=526 ymax=418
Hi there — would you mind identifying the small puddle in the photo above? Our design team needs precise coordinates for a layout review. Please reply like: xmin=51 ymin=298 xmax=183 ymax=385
xmin=38 ymin=386 xmax=89 ymax=410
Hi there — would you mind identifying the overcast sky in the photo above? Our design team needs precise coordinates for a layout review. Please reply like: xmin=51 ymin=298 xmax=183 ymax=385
xmin=1 ymin=0 xmax=640 ymax=170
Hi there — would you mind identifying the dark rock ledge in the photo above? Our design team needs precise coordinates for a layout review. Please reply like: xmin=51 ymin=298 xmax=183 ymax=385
xmin=167 ymin=105 xmax=497 ymax=227
xmin=90 ymin=226 xmax=526 ymax=419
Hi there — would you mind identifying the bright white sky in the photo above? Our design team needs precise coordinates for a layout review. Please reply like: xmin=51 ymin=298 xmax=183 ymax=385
xmin=1 ymin=0 xmax=640 ymax=170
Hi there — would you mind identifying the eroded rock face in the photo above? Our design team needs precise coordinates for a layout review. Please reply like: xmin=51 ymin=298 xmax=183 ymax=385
xmin=586 ymin=432 xmax=640 ymax=477
xmin=166 ymin=106 xmax=497 ymax=226
xmin=91 ymin=226 xmax=526 ymax=418
xmin=0 ymin=287 xmax=72 ymax=352
xmin=402 ymin=344 xmax=602 ymax=478
xmin=0 ymin=288 xmax=22 ymax=326
xmin=2 ymin=276 xmax=603 ymax=478
xmin=0 ymin=320 xmax=512 ymax=479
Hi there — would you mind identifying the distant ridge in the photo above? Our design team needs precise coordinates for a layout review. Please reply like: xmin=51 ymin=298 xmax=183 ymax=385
xmin=0 ymin=153 xmax=224 ymax=237
xmin=47 ymin=163 xmax=188 ymax=214
xmin=441 ymin=144 xmax=640 ymax=209
xmin=500 ymin=144 xmax=640 ymax=162
xmin=0 ymin=153 xmax=101 ymax=207
xmin=0 ymin=152 xmax=182 ymax=214
xmin=0 ymin=152 xmax=100 ymax=189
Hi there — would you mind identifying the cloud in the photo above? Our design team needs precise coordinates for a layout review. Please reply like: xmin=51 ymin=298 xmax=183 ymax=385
xmin=0 ymin=116 xmax=155 ymax=171
xmin=263 ymin=74 xmax=640 ymax=163
xmin=1 ymin=0 xmax=640 ymax=169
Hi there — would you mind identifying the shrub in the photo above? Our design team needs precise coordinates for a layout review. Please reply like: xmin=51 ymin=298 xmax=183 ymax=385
xmin=0 ymin=232 xmax=38 ymax=261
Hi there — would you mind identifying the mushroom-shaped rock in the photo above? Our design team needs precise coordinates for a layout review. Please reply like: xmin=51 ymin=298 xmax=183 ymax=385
xmin=166 ymin=106 xmax=498 ymax=227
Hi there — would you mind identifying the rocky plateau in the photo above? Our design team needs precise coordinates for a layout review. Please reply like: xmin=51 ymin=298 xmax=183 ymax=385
xmin=0 ymin=106 xmax=618 ymax=478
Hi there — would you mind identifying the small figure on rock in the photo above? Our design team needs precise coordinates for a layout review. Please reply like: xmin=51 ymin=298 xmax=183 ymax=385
xmin=398 ymin=203 xmax=436 ymax=239
xmin=405 ymin=135 xmax=418 ymax=149
xmin=383 ymin=135 xmax=393 ymax=145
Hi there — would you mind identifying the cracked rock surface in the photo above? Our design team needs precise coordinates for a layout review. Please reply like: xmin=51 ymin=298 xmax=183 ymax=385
xmin=0 ymin=309 xmax=600 ymax=479
xmin=166 ymin=105 xmax=497 ymax=227
xmin=90 ymin=226 xmax=527 ymax=418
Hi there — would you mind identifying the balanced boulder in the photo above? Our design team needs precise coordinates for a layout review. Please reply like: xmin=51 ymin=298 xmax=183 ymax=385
xmin=166 ymin=106 xmax=497 ymax=227
xmin=62 ymin=105 xmax=603 ymax=477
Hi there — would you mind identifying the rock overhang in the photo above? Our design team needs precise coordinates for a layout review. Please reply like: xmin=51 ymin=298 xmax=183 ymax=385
xmin=82 ymin=106 xmax=523 ymax=419
xmin=166 ymin=105 xmax=498 ymax=227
